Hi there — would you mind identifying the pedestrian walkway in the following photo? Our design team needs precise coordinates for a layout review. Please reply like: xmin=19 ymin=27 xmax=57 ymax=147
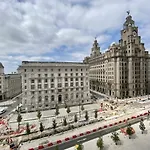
xmin=19 ymin=108 xmax=150 ymax=150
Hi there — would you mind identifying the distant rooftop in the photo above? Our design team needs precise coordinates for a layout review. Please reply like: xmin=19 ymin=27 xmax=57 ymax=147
xmin=22 ymin=61 xmax=85 ymax=64
xmin=0 ymin=62 xmax=4 ymax=68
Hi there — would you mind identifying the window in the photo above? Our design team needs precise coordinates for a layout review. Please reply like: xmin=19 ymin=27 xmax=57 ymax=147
xmin=81 ymin=73 xmax=83 ymax=76
xmin=65 ymin=83 xmax=68 ymax=87
xmin=44 ymin=79 xmax=47 ymax=83
xmin=71 ymin=69 xmax=72 ymax=71
xmin=65 ymin=69 xmax=67 ymax=71
xmin=81 ymin=82 xmax=83 ymax=86
xmin=44 ymin=84 xmax=48 ymax=88
xmin=70 ymin=73 xmax=73 ymax=76
xmin=38 ymin=84 xmax=42 ymax=89
xmin=58 ymin=73 xmax=61 ymax=77
xmin=70 ymin=82 xmax=73 ymax=87
xmin=24 ymin=86 xmax=27 ymax=89
xmin=51 ymin=78 xmax=54 ymax=82
xmin=24 ymin=69 xmax=26 ymax=72
xmin=75 ymin=78 xmax=78 ymax=81
xmin=31 ymin=85 xmax=35 ymax=89
xmin=45 ymin=90 xmax=48 ymax=93
xmin=45 ymin=74 xmax=48 ymax=77
xmin=70 ymin=78 xmax=73 ymax=81
xmin=58 ymin=89 xmax=62 ymax=92
xmin=71 ymin=93 xmax=73 ymax=99
xmin=38 ymin=79 xmax=41 ymax=83
xmin=51 ymin=73 xmax=54 ymax=77
xmin=81 ymin=69 xmax=82 ymax=71
xmin=45 ymin=96 xmax=48 ymax=101
xmin=38 ymin=96 xmax=42 ymax=103
xmin=58 ymin=69 xmax=61 ymax=71
xmin=31 ymin=79 xmax=34 ymax=83
xmin=76 ymin=93 xmax=78 ymax=98
xmin=31 ymin=69 xmax=34 ymax=72
xmin=81 ymin=77 xmax=83 ymax=81
xmin=51 ymin=84 xmax=54 ymax=88
xmin=58 ymin=83 xmax=62 ymax=87
xmin=65 ymin=78 xmax=68 ymax=82
xmin=38 ymin=69 xmax=40 ymax=72
xmin=76 ymin=82 xmax=78 ymax=86
xmin=65 ymin=73 xmax=67 ymax=76
xmin=76 ymin=69 xmax=78 ymax=71
xmin=76 ymin=73 xmax=78 ymax=76
xmin=71 ymin=88 xmax=74 ymax=91
xmin=38 ymin=74 xmax=41 ymax=77
xmin=51 ymin=95 xmax=54 ymax=101
xmin=24 ymin=74 xmax=26 ymax=77
xmin=24 ymin=80 xmax=26 ymax=83
xmin=51 ymin=69 xmax=53 ymax=71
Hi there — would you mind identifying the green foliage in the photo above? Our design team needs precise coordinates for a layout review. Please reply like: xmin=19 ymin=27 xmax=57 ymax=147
xmin=39 ymin=122 xmax=44 ymax=133
xmin=17 ymin=113 xmax=22 ymax=130
xmin=55 ymin=146 xmax=59 ymax=150
xmin=66 ymin=106 xmax=71 ymax=114
xmin=94 ymin=109 xmax=98 ymax=119
xmin=81 ymin=104 xmax=84 ymax=111
xmin=63 ymin=117 xmax=67 ymax=126
xmin=111 ymin=132 xmax=120 ymax=144
xmin=74 ymin=114 xmax=78 ymax=123
xmin=85 ymin=110 xmax=89 ymax=121
xmin=97 ymin=137 xmax=104 ymax=150
xmin=37 ymin=110 xmax=42 ymax=120
xmin=52 ymin=119 xmax=57 ymax=129
xmin=139 ymin=120 xmax=145 ymax=133
xmin=26 ymin=123 xmax=31 ymax=135
xmin=76 ymin=144 xmax=84 ymax=150
xmin=55 ymin=105 xmax=60 ymax=116
xmin=64 ymin=103 xmax=67 ymax=108
xmin=126 ymin=125 xmax=134 ymax=138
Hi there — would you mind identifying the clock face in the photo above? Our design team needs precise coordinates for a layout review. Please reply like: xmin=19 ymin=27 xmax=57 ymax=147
xmin=133 ymin=31 xmax=137 ymax=36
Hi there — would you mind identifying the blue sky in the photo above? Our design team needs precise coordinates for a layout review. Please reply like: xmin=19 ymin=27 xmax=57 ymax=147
xmin=0 ymin=0 xmax=150 ymax=73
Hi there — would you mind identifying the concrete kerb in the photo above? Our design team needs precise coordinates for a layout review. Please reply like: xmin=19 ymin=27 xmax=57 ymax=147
xmin=27 ymin=111 xmax=149 ymax=150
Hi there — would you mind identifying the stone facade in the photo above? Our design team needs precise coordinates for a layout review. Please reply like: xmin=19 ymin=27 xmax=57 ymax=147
xmin=18 ymin=61 xmax=90 ymax=111
xmin=84 ymin=14 xmax=150 ymax=99
xmin=0 ymin=62 xmax=22 ymax=101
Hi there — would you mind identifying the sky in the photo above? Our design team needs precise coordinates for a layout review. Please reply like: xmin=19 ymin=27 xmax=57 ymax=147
xmin=0 ymin=0 xmax=150 ymax=73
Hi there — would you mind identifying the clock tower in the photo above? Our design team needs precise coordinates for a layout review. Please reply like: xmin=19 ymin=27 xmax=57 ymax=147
xmin=118 ymin=11 xmax=147 ymax=97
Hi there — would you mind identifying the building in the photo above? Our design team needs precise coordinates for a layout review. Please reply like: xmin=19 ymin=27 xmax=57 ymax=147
xmin=18 ymin=61 xmax=90 ymax=111
xmin=84 ymin=13 xmax=150 ymax=99
xmin=0 ymin=63 xmax=22 ymax=101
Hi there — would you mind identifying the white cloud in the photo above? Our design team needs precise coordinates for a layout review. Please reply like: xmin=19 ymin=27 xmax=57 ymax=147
xmin=0 ymin=0 xmax=150 ymax=73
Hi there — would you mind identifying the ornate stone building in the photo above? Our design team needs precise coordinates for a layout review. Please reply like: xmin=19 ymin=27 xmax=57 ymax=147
xmin=84 ymin=13 xmax=150 ymax=99
xmin=18 ymin=61 xmax=90 ymax=111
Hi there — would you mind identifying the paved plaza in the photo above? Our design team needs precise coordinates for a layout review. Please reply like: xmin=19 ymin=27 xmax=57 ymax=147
xmin=66 ymin=119 xmax=150 ymax=150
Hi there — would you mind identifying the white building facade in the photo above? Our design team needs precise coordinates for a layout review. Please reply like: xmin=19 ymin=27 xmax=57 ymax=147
xmin=18 ymin=61 xmax=90 ymax=111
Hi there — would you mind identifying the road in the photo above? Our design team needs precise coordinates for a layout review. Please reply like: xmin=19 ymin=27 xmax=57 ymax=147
xmin=43 ymin=116 xmax=144 ymax=150
xmin=0 ymin=94 xmax=22 ymax=118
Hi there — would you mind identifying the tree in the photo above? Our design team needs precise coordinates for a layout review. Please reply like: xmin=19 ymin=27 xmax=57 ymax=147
xmin=55 ymin=104 xmax=60 ymax=116
xmin=37 ymin=110 xmax=42 ymax=121
xmin=17 ymin=113 xmax=22 ymax=131
xmin=75 ymin=144 xmax=84 ymax=150
xmin=63 ymin=117 xmax=67 ymax=126
xmin=111 ymin=132 xmax=120 ymax=145
xmin=94 ymin=109 xmax=98 ymax=119
xmin=126 ymin=125 xmax=134 ymax=139
xmin=85 ymin=110 xmax=89 ymax=121
xmin=81 ymin=104 xmax=84 ymax=111
xmin=55 ymin=146 xmax=59 ymax=150
xmin=139 ymin=120 xmax=146 ymax=134
xmin=97 ymin=137 xmax=104 ymax=150
xmin=64 ymin=102 xmax=67 ymax=109
xmin=52 ymin=119 xmax=57 ymax=129
xmin=74 ymin=114 xmax=78 ymax=123
xmin=66 ymin=106 xmax=71 ymax=114
xmin=39 ymin=122 xmax=44 ymax=136
xmin=26 ymin=123 xmax=31 ymax=140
